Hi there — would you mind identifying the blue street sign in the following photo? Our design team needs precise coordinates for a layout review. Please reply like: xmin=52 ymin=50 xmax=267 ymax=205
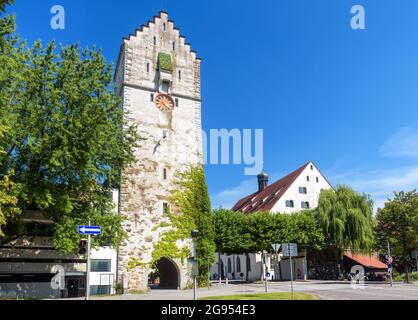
xmin=266 ymin=272 xmax=271 ymax=278
xmin=78 ymin=225 xmax=101 ymax=235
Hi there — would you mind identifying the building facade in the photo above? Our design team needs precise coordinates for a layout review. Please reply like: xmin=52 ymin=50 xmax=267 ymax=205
xmin=211 ymin=161 xmax=333 ymax=282
xmin=114 ymin=12 xmax=203 ymax=291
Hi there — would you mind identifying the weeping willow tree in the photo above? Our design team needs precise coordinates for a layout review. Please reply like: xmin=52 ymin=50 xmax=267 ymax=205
xmin=314 ymin=185 xmax=375 ymax=271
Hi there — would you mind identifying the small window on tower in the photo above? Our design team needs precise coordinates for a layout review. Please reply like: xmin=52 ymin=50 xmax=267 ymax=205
xmin=173 ymin=41 xmax=176 ymax=51
xmin=163 ymin=168 xmax=167 ymax=180
xmin=163 ymin=23 xmax=166 ymax=31
xmin=161 ymin=81 xmax=170 ymax=93
xmin=175 ymin=98 xmax=179 ymax=107
xmin=146 ymin=62 xmax=150 ymax=73
xmin=163 ymin=203 xmax=169 ymax=214
xmin=178 ymin=70 xmax=182 ymax=81
xmin=151 ymin=93 xmax=154 ymax=102
xmin=153 ymin=36 xmax=157 ymax=45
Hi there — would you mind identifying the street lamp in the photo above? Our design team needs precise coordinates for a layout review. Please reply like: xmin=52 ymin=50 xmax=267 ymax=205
xmin=191 ymin=230 xmax=199 ymax=300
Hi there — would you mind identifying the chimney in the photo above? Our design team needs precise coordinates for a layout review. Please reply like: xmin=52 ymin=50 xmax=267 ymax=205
xmin=257 ymin=172 xmax=269 ymax=192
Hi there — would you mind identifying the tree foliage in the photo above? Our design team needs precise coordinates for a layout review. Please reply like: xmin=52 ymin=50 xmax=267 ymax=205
xmin=213 ymin=209 xmax=324 ymax=255
xmin=0 ymin=0 xmax=13 ymax=12
xmin=154 ymin=165 xmax=215 ymax=287
xmin=0 ymin=15 xmax=139 ymax=252
xmin=314 ymin=185 xmax=375 ymax=255
xmin=376 ymin=190 xmax=418 ymax=283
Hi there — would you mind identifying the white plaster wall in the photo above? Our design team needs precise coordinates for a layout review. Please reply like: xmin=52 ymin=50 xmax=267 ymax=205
xmin=271 ymin=162 xmax=332 ymax=213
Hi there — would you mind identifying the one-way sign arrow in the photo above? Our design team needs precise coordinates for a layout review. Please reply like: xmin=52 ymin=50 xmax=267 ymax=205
xmin=78 ymin=226 xmax=101 ymax=235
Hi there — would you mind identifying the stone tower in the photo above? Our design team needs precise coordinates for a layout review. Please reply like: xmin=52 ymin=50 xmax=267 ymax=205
xmin=114 ymin=11 xmax=203 ymax=291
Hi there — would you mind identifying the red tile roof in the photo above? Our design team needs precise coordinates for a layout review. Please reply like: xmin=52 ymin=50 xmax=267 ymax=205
xmin=231 ymin=162 xmax=310 ymax=214
xmin=344 ymin=252 xmax=387 ymax=269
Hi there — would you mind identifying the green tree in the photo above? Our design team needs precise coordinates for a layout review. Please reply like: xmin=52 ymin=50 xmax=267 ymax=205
xmin=0 ymin=15 xmax=139 ymax=252
xmin=0 ymin=0 xmax=13 ymax=12
xmin=0 ymin=125 xmax=20 ymax=237
xmin=314 ymin=185 xmax=375 ymax=272
xmin=168 ymin=165 xmax=215 ymax=287
xmin=376 ymin=190 xmax=418 ymax=283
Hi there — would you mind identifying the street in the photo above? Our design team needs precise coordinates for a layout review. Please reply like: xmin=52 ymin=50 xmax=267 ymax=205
xmin=86 ymin=281 xmax=418 ymax=301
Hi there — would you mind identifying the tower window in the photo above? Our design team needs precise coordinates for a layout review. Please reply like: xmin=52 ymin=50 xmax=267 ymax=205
xmin=150 ymin=93 xmax=154 ymax=102
xmin=163 ymin=22 xmax=166 ymax=31
xmin=146 ymin=62 xmax=150 ymax=73
xmin=301 ymin=201 xmax=310 ymax=209
xmin=299 ymin=187 xmax=307 ymax=194
xmin=162 ymin=130 xmax=168 ymax=140
xmin=178 ymin=70 xmax=182 ymax=81
xmin=163 ymin=168 xmax=167 ymax=180
xmin=161 ymin=80 xmax=170 ymax=93
xmin=153 ymin=36 xmax=157 ymax=45
xmin=285 ymin=200 xmax=294 ymax=208
xmin=163 ymin=202 xmax=169 ymax=214
xmin=175 ymin=98 xmax=179 ymax=107
xmin=173 ymin=41 xmax=176 ymax=51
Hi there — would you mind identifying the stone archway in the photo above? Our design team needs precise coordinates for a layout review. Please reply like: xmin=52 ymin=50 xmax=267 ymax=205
xmin=151 ymin=257 xmax=180 ymax=289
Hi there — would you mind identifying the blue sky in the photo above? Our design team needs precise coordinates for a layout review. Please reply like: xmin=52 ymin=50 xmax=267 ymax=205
xmin=4 ymin=0 xmax=418 ymax=210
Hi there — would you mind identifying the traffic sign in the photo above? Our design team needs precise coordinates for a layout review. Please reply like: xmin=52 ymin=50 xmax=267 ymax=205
xmin=272 ymin=243 xmax=281 ymax=253
xmin=78 ymin=225 xmax=101 ymax=235
xmin=188 ymin=257 xmax=198 ymax=277
xmin=282 ymin=243 xmax=298 ymax=257
xmin=266 ymin=272 xmax=271 ymax=278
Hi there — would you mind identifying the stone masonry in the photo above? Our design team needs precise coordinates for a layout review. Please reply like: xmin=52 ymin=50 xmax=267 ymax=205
xmin=114 ymin=12 xmax=203 ymax=291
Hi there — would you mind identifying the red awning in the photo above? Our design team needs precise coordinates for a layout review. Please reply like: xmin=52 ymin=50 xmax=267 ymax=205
xmin=344 ymin=252 xmax=387 ymax=269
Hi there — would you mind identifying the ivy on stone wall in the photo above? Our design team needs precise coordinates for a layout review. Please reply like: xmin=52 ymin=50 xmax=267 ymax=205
xmin=152 ymin=165 xmax=215 ymax=287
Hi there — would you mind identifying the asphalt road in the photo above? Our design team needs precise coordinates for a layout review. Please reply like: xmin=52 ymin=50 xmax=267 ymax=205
xmin=88 ymin=281 xmax=418 ymax=300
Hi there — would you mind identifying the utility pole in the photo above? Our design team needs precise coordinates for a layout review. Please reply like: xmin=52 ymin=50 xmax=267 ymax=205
xmin=387 ymin=241 xmax=393 ymax=288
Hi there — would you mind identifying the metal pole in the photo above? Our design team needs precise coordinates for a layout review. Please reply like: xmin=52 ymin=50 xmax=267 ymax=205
xmin=86 ymin=233 xmax=91 ymax=300
xmin=263 ymin=252 xmax=268 ymax=293
xmin=208 ymin=258 xmax=210 ymax=291
xmin=387 ymin=241 xmax=393 ymax=288
xmin=193 ymin=275 xmax=197 ymax=300
xmin=289 ymin=250 xmax=294 ymax=300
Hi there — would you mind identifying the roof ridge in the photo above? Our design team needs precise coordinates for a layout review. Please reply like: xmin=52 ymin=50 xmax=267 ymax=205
xmin=231 ymin=162 xmax=310 ymax=213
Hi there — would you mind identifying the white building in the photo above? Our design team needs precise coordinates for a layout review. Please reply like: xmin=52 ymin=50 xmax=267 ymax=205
xmin=0 ymin=190 xmax=119 ymax=299
xmin=211 ymin=161 xmax=333 ymax=282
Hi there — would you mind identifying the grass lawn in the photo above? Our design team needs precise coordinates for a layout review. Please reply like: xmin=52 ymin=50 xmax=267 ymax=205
xmin=200 ymin=292 xmax=319 ymax=300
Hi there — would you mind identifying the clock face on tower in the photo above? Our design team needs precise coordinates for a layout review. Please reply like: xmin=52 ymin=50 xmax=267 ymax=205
xmin=155 ymin=93 xmax=175 ymax=112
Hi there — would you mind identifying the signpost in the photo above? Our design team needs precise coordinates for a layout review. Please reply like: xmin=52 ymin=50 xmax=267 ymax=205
xmin=387 ymin=241 xmax=393 ymax=288
xmin=282 ymin=243 xmax=298 ymax=300
xmin=78 ymin=224 xmax=101 ymax=300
